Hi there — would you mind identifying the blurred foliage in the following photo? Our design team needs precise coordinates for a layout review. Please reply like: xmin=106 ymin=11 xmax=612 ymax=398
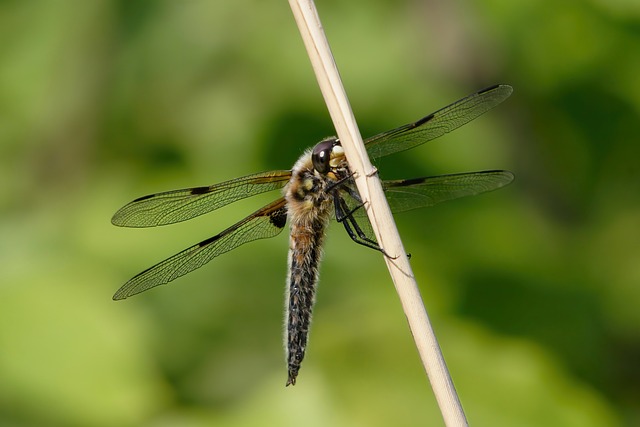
xmin=1 ymin=0 xmax=639 ymax=426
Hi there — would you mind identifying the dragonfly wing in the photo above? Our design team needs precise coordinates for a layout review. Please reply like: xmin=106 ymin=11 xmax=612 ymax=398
xmin=382 ymin=170 xmax=514 ymax=213
xmin=331 ymin=171 xmax=512 ymax=251
xmin=364 ymin=84 xmax=513 ymax=160
xmin=112 ymin=170 xmax=291 ymax=227
xmin=113 ymin=198 xmax=288 ymax=300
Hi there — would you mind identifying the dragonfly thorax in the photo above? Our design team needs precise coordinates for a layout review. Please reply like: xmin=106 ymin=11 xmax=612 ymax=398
xmin=287 ymin=157 xmax=334 ymax=213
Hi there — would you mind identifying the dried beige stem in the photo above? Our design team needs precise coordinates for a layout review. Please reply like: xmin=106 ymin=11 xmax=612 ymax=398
xmin=286 ymin=1 xmax=468 ymax=426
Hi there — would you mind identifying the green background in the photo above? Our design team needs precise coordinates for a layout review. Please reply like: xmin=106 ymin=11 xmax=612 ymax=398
xmin=1 ymin=0 xmax=639 ymax=426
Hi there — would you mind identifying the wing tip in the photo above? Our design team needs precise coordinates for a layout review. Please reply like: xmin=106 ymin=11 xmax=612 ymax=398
xmin=499 ymin=170 xmax=516 ymax=185
xmin=112 ymin=285 xmax=133 ymax=300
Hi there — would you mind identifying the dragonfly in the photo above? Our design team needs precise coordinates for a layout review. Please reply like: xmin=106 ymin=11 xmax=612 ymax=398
xmin=112 ymin=84 xmax=514 ymax=386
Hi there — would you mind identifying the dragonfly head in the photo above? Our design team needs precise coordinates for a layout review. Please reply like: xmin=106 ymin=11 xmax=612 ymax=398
xmin=311 ymin=137 xmax=344 ymax=175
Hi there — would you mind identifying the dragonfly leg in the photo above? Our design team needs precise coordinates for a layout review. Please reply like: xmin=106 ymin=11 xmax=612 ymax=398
xmin=335 ymin=199 xmax=366 ymax=222
xmin=334 ymin=192 xmax=407 ymax=260
xmin=333 ymin=181 xmax=367 ymax=221
xmin=333 ymin=193 xmax=392 ymax=255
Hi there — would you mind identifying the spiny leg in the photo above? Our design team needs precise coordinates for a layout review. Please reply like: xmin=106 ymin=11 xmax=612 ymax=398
xmin=334 ymin=193 xmax=383 ymax=252
xmin=333 ymin=192 xmax=406 ymax=260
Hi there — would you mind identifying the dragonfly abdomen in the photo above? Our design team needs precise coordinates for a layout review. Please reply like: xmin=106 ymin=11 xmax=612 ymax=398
xmin=285 ymin=219 xmax=327 ymax=386
xmin=284 ymin=164 xmax=334 ymax=386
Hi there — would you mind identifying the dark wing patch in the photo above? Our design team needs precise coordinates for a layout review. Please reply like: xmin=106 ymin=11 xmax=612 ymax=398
xmin=270 ymin=207 xmax=288 ymax=228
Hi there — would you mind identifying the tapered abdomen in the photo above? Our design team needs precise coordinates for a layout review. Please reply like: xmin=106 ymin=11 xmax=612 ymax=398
xmin=285 ymin=217 xmax=328 ymax=386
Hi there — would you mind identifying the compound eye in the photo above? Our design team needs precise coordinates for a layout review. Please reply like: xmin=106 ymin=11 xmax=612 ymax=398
xmin=311 ymin=138 xmax=337 ymax=174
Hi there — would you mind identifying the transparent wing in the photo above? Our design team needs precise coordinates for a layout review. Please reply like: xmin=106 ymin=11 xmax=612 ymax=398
xmin=333 ymin=170 xmax=513 ymax=245
xmin=113 ymin=198 xmax=288 ymax=300
xmin=364 ymin=84 xmax=513 ymax=159
xmin=112 ymin=170 xmax=291 ymax=227
xmin=382 ymin=170 xmax=514 ymax=213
